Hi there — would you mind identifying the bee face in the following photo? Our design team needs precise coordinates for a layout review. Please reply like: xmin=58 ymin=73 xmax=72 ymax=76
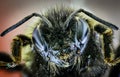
xmin=0 ymin=7 xmax=119 ymax=77
xmin=32 ymin=11 xmax=90 ymax=67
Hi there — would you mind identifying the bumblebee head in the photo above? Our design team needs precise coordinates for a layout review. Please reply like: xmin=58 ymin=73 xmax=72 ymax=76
xmin=0 ymin=7 xmax=118 ymax=68
xmin=32 ymin=8 xmax=90 ymax=67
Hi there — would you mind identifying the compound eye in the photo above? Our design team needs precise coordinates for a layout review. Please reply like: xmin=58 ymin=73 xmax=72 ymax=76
xmin=32 ymin=26 xmax=49 ymax=52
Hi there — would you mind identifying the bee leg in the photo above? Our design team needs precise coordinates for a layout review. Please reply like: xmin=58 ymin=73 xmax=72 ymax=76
xmin=103 ymin=29 xmax=115 ymax=64
xmin=105 ymin=51 xmax=120 ymax=66
xmin=94 ymin=24 xmax=119 ymax=66
xmin=11 ymin=34 xmax=32 ymax=64
xmin=103 ymin=30 xmax=120 ymax=66
xmin=97 ymin=25 xmax=120 ymax=66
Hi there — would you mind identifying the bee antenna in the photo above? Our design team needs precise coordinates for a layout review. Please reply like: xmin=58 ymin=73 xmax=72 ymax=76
xmin=0 ymin=13 xmax=51 ymax=37
xmin=79 ymin=9 xmax=119 ymax=30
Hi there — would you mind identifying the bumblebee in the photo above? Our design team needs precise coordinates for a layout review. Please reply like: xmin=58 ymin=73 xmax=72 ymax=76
xmin=0 ymin=7 xmax=120 ymax=77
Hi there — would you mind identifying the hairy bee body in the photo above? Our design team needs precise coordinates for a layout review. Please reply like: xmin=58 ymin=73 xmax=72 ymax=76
xmin=13 ymin=7 xmax=111 ymax=77
xmin=0 ymin=7 xmax=119 ymax=77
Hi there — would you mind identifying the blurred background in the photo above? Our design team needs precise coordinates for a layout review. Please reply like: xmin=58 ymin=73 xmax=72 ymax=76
xmin=0 ymin=0 xmax=120 ymax=77
xmin=0 ymin=0 xmax=120 ymax=53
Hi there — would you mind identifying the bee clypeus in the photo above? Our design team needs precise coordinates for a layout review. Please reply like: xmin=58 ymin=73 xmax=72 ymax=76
xmin=0 ymin=7 xmax=120 ymax=77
